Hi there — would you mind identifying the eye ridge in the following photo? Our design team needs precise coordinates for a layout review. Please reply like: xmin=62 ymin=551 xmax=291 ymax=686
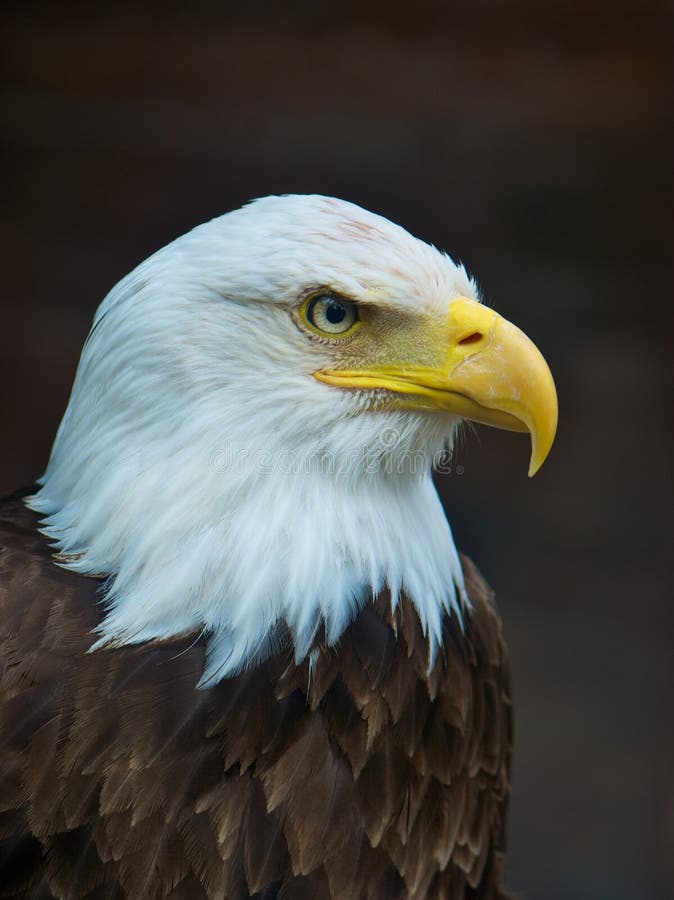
xmin=306 ymin=293 xmax=358 ymax=336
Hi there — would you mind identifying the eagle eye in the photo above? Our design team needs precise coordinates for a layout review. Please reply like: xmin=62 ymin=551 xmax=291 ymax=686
xmin=302 ymin=294 xmax=359 ymax=337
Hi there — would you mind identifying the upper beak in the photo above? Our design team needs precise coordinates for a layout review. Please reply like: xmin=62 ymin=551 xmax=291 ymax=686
xmin=314 ymin=297 xmax=558 ymax=476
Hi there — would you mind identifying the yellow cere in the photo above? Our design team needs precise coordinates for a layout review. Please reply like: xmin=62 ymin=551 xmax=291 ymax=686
xmin=312 ymin=296 xmax=558 ymax=477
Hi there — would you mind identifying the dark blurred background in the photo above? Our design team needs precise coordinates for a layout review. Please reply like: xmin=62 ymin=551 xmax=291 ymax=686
xmin=2 ymin=3 xmax=671 ymax=898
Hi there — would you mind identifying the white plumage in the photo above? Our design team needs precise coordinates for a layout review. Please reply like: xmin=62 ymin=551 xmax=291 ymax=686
xmin=29 ymin=196 xmax=477 ymax=683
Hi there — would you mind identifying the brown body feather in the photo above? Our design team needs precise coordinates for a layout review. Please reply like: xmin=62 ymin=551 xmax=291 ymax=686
xmin=0 ymin=490 xmax=513 ymax=899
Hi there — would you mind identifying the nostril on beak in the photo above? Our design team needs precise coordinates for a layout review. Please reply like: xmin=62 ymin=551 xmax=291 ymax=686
xmin=458 ymin=331 xmax=483 ymax=346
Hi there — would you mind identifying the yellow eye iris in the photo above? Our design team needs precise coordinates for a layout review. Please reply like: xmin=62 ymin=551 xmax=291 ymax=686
xmin=301 ymin=294 xmax=359 ymax=337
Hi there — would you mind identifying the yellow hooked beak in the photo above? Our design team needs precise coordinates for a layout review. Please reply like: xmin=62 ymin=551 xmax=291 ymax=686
xmin=314 ymin=297 xmax=558 ymax=476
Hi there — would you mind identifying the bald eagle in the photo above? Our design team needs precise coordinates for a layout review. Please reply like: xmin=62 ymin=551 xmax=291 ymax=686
xmin=0 ymin=196 xmax=557 ymax=899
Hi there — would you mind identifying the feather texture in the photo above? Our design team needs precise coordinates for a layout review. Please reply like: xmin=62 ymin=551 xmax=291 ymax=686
xmin=26 ymin=195 xmax=477 ymax=682
xmin=0 ymin=492 xmax=512 ymax=899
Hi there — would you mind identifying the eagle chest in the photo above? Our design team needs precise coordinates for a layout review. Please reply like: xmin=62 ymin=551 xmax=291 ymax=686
xmin=0 ymin=502 xmax=512 ymax=900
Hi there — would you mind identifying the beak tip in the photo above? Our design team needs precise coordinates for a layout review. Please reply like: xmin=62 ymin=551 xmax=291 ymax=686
xmin=527 ymin=421 xmax=557 ymax=477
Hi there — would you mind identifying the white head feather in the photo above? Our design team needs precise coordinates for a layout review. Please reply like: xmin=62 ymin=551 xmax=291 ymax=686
xmin=29 ymin=195 xmax=479 ymax=685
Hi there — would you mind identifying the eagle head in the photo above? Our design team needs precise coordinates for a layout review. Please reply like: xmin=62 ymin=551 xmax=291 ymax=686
xmin=29 ymin=195 xmax=557 ymax=684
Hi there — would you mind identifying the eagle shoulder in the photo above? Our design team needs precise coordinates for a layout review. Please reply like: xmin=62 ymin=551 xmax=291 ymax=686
xmin=0 ymin=492 xmax=513 ymax=899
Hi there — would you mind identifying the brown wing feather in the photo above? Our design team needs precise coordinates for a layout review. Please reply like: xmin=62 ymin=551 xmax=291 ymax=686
xmin=0 ymin=490 xmax=513 ymax=899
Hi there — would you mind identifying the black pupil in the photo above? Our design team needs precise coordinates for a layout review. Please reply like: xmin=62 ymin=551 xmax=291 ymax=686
xmin=325 ymin=299 xmax=346 ymax=324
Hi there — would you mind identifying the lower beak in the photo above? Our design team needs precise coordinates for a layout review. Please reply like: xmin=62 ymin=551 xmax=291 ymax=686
xmin=314 ymin=297 xmax=558 ymax=476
